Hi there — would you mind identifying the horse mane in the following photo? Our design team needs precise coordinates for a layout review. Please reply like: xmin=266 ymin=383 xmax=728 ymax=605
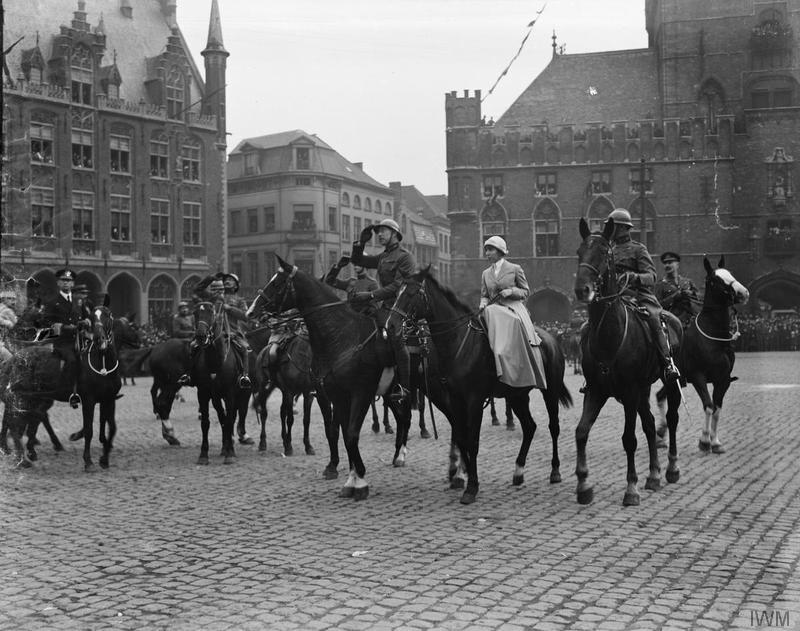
xmin=417 ymin=269 xmax=473 ymax=316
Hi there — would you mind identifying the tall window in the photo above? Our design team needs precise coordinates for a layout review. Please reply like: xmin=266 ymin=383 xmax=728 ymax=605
xmin=247 ymin=252 xmax=259 ymax=289
xmin=110 ymin=135 xmax=131 ymax=173
xmin=385 ymin=202 xmax=392 ymax=215
xmin=353 ymin=195 xmax=361 ymax=210
xmin=150 ymin=199 xmax=170 ymax=244
xmin=264 ymin=252 xmax=276 ymax=279
xmin=328 ymin=206 xmax=338 ymax=232
xmin=536 ymin=173 xmax=557 ymax=195
xmin=166 ymin=66 xmax=184 ymax=120
xmin=263 ymin=206 xmax=275 ymax=231
xmin=230 ymin=254 xmax=243 ymax=279
xmin=292 ymin=204 xmax=314 ymax=230
xmin=480 ymin=202 xmax=506 ymax=246
xmin=71 ymin=110 xmax=93 ymax=169
xmin=483 ymin=175 xmax=504 ymax=198
xmin=181 ymin=142 xmax=201 ymax=182
xmin=354 ymin=216 xmax=362 ymax=237
xmin=150 ymin=137 xmax=169 ymax=178
xmin=30 ymin=122 xmax=54 ymax=163
xmin=342 ymin=192 xmax=350 ymax=207
xmin=229 ymin=210 xmax=241 ymax=235
xmin=148 ymin=276 xmax=175 ymax=332
xmin=182 ymin=202 xmax=202 ymax=245
xmin=244 ymin=152 xmax=259 ymax=175
xmin=629 ymin=201 xmax=655 ymax=251
xmin=295 ymin=147 xmax=310 ymax=170
xmin=587 ymin=197 xmax=614 ymax=233
xmin=591 ymin=171 xmax=611 ymax=194
xmin=342 ymin=214 xmax=351 ymax=241
xmin=31 ymin=188 xmax=55 ymax=237
xmin=534 ymin=202 xmax=560 ymax=257
xmin=247 ymin=208 xmax=259 ymax=233
xmin=110 ymin=195 xmax=131 ymax=241
xmin=365 ymin=198 xmax=372 ymax=212
xmin=375 ymin=200 xmax=382 ymax=214
xmin=72 ymin=190 xmax=94 ymax=239
xmin=70 ymin=46 xmax=93 ymax=105
xmin=630 ymin=167 xmax=653 ymax=194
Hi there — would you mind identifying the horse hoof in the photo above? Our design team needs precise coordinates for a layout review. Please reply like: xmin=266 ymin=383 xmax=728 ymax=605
xmin=645 ymin=477 xmax=662 ymax=492
xmin=550 ymin=470 xmax=562 ymax=484
xmin=450 ymin=478 xmax=465 ymax=490
xmin=577 ymin=488 xmax=594 ymax=505
xmin=512 ymin=474 xmax=524 ymax=486
xmin=459 ymin=491 xmax=477 ymax=505
xmin=491 ymin=417 xmax=500 ymax=426
xmin=69 ymin=431 xmax=83 ymax=442
xmin=99 ymin=456 xmax=109 ymax=469
xmin=623 ymin=492 xmax=640 ymax=506
xmin=84 ymin=462 xmax=97 ymax=473
xmin=223 ymin=456 xmax=235 ymax=465
xmin=17 ymin=458 xmax=33 ymax=469
xmin=27 ymin=450 xmax=38 ymax=462
xmin=420 ymin=429 xmax=431 ymax=439
xmin=371 ymin=423 xmax=380 ymax=434
xmin=506 ymin=423 xmax=515 ymax=431
xmin=283 ymin=446 xmax=294 ymax=457
xmin=305 ymin=446 xmax=316 ymax=456
xmin=258 ymin=441 xmax=267 ymax=452
xmin=164 ymin=435 xmax=181 ymax=446
xmin=53 ymin=441 xmax=65 ymax=452
xmin=393 ymin=458 xmax=406 ymax=468
xmin=353 ymin=486 xmax=369 ymax=501
xmin=698 ymin=440 xmax=711 ymax=452
xmin=238 ymin=435 xmax=255 ymax=445
xmin=384 ymin=426 xmax=394 ymax=435
xmin=323 ymin=467 xmax=339 ymax=480
xmin=197 ymin=456 xmax=209 ymax=465
xmin=666 ymin=469 xmax=680 ymax=484
xmin=339 ymin=486 xmax=354 ymax=498
xmin=711 ymin=444 xmax=726 ymax=454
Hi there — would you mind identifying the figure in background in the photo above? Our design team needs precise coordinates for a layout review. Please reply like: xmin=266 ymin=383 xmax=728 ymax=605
xmin=0 ymin=288 xmax=19 ymax=362
xmin=654 ymin=251 xmax=699 ymax=327
xmin=324 ymin=255 xmax=379 ymax=316
xmin=172 ymin=300 xmax=195 ymax=340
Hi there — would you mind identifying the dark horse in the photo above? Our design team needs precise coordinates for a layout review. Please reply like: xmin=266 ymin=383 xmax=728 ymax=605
xmin=385 ymin=268 xmax=573 ymax=504
xmin=246 ymin=257 xmax=412 ymax=500
xmin=252 ymin=332 xmax=331 ymax=456
xmin=656 ymin=256 xmax=749 ymax=454
xmin=0 ymin=297 xmax=123 ymax=471
xmin=573 ymin=218 xmax=683 ymax=505
xmin=190 ymin=301 xmax=253 ymax=465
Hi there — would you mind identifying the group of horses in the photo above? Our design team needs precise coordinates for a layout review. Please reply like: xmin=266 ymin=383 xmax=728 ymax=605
xmin=0 ymin=221 xmax=749 ymax=507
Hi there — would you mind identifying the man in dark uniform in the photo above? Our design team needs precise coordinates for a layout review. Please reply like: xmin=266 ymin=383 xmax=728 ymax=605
xmin=654 ymin=251 xmax=699 ymax=327
xmin=351 ymin=218 xmax=418 ymax=403
xmin=172 ymin=301 xmax=195 ymax=340
xmin=41 ymin=268 xmax=86 ymax=407
xmin=606 ymin=209 xmax=680 ymax=383
xmin=325 ymin=256 xmax=379 ymax=316
xmin=218 ymin=272 xmax=252 ymax=388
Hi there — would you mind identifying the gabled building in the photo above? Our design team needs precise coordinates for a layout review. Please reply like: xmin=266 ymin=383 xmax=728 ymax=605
xmin=446 ymin=0 xmax=799 ymax=320
xmin=226 ymin=130 xmax=395 ymax=294
xmin=1 ymin=0 xmax=228 ymax=329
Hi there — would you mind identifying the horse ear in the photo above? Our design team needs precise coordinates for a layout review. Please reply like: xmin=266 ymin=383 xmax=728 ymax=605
xmin=276 ymin=255 xmax=290 ymax=271
xmin=601 ymin=218 xmax=615 ymax=242
xmin=718 ymin=255 xmax=726 ymax=269
xmin=579 ymin=217 xmax=590 ymax=240
xmin=703 ymin=256 xmax=713 ymax=275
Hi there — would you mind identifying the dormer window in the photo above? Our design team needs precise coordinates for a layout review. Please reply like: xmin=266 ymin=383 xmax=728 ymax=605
xmin=70 ymin=46 xmax=93 ymax=105
xmin=244 ymin=152 xmax=259 ymax=175
xmin=166 ymin=66 xmax=184 ymax=120
xmin=296 ymin=147 xmax=310 ymax=170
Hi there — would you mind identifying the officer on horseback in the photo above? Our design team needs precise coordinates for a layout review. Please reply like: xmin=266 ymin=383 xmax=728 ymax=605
xmin=324 ymin=255 xmax=379 ymax=316
xmin=655 ymin=251 xmax=699 ymax=327
xmin=41 ymin=268 xmax=86 ymax=407
xmin=350 ymin=218 xmax=417 ymax=403
xmin=606 ymin=209 xmax=680 ymax=384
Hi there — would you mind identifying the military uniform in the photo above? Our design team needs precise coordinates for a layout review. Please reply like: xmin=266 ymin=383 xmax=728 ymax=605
xmin=325 ymin=265 xmax=379 ymax=315
xmin=655 ymin=274 xmax=698 ymax=326
xmin=172 ymin=312 xmax=195 ymax=340
xmin=350 ymin=241 xmax=416 ymax=307
xmin=611 ymin=235 xmax=660 ymax=308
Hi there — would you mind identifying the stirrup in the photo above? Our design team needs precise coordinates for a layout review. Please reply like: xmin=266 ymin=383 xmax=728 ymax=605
xmin=69 ymin=393 xmax=82 ymax=409
xmin=177 ymin=374 xmax=192 ymax=387
xmin=389 ymin=384 xmax=408 ymax=403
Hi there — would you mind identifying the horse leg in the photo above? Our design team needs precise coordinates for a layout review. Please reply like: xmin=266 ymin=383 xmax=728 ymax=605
xmin=709 ymin=380 xmax=730 ymax=454
xmin=447 ymin=438 xmax=467 ymax=489
xmin=505 ymin=397 xmax=515 ymax=430
xmin=335 ymin=403 xmax=355 ymax=495
xmin=302 ymin=392 xmax=315 ymax=455
xmin=99 ymin=398 xmax=116 ymax=469
xmin=459 ymin=395 xmax=484 ymax=504
xmin=621 ymin=395 xmax=642 ymax=506
xmin=317 ymin=391 xmax=339 ymax=479
xmin=39 ymin=412 xmax=64 ymax=452
xmin=654 ymin=385 xmax=668 ymax=448
xmin=218 ymin=395 xmax=237 ymax=464
xmin=638 ymin=393 xmax=662 ymax=493
xmin=489 ymin=397 xmax=500 ymax=426
xmin=253 ymin=386 xmax=268 ymax=451
xmin=575 ymin=390 xmax=608 ymax=504
xmin=509 ymin=392 xmax=535 ymax=486
xmin=3 ymin=405 xmax=32 ymax=468
xmin=389 ymin=395 xmax=411 ymax=467
xmin=280 ymin=390 xmax=293 ymax=456
xmin=342 ymin=393 xmax=373 ymax=500
xmin=665 ymin=383 xmax=682 ymax=483
xmin=25 ymin=415 xmax=41 ymax=462
xmin=153 ymin=382 xmax=180 ymax=446
xmin=197 ymin=390 xmax=211 ymax=465
xmin=81 ymin=399 xmax=97 ymax=473
xmin=542 ymin=389 xmax=562 ymax=483
xmin=370 ymin=400 xmax=380 ymax=433
xmin=382 ymin=396 xmax=393 ymax=434
xmin=418 ymin=392 xmax=431 ymax=439
xmin=236 ymin=390 xmax=253 ymax=446
xmin=692 ymin=377 xmax=713 ymax=451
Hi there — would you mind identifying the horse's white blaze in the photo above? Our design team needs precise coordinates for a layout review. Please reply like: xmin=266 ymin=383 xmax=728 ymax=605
xmin=343 ymin=470 xmax=356 ymax=488
xmin=715 ymin=269 xmax=750 ymax=303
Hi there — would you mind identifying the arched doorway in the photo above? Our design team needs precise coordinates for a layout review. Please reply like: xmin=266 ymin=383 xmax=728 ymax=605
xmin=527 ymin=287 xmax=571 ymax=323
xmin=107 ymin=272 xmax=141 ymax=321
xmin=147 ymin=274 xmax=178 ymax=331
xmin=748 ymin=269 xmax=800 ymax=312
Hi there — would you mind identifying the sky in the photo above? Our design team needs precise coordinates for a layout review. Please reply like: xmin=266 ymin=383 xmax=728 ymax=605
xmin=179 ymin=0 xmax=648 ymax=195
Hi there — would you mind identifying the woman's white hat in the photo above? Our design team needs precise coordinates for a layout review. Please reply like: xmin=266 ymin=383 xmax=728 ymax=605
xmin=483 ymin=235 xmax=508 ymax=254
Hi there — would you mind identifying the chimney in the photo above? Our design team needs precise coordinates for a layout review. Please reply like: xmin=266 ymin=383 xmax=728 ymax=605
xmin=353 ymin=162 xmax=363 ymax=170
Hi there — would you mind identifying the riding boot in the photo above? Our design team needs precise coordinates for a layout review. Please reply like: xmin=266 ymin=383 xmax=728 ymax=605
xmin=238 ymin=347 xmax=252 ymax=389
xmin=651 ymin=316 xmax=680 ymax=384
xmin=178 ymin=340 xmax=198 ymax=386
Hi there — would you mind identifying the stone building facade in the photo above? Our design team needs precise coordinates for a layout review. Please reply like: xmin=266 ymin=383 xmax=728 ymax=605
xmin=445 ymin=0 xmax=799 ymax=320
xmin=1 ymin=0 xmax=228 ymax=329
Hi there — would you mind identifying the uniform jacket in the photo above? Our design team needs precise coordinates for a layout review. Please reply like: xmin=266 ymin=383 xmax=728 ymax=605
xmin=172 ymin=314 xmax=195 ymax=339
xmin=351 ymin=242 xmax=416 ymax=304
xmin=655 ymin=274 xmax=698 ymax=321
xmin=42 ymin=293 xmax=83 ymax=333
xmin=479 ymin=259 xmax=529 ymax=308
xmin=611 ymin=235 xmax=659 ymax=308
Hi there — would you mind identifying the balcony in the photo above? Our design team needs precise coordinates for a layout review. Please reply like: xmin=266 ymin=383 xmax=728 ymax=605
xmin=750 ymin=22 xmax=794 ymax=52
xmin=764 ymin=233 xmax=798 ymax=257
xmin=286 ymin=225 xmax=320 ymax=243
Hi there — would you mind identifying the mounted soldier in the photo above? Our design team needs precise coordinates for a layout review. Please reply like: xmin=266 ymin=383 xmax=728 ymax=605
xmin=655 ymin=251 xmax=699 ymax=327
xmin=606 ymin=208 xmax=680 ymax=384
xmin=172 ymin=300 xmax=195 ymax=340
xmin=324 ymin=255 xmax=379 ymax=316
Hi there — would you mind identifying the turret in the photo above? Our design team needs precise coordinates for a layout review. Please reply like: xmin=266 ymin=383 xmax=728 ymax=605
xmin=201 ymin=0 xmax=229 ymax=143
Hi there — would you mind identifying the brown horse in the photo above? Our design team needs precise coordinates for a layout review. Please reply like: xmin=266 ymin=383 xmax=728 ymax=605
xmin=573 ymin=218 xmax=682 ymax=505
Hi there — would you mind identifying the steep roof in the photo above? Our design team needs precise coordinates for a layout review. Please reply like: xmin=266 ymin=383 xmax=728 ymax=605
xmin=399 ymin=185 xmax=448 ymax=223
xmin=3 ymin=0 xmax=206 ymax=105
xmin=496 ymin=49 xmax=660 ymax=128
xmin=232 ymin=130 xmax=334 ymax=153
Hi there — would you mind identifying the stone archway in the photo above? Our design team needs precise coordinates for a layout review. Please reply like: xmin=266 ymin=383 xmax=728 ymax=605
xmin=748 ymin=269 xmax=800 ymax=312
xmin=147 ymin=274 xmax=178 ymax=331
xmin=527 ymin=287 xmax=572 ymax=323
xmin=107 ymin=272 xmax=142 ymax=322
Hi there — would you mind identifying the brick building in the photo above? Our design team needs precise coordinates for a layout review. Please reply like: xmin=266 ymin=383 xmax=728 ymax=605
xmin=1 ymin=0 xmax=228 ymax=329
xmin=445 ymin=0 xmax=799 ymax=320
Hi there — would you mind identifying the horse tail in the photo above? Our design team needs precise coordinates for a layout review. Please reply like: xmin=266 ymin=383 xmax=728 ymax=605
xmin=128 ymin=347 xmax=153 ymax=375
xmin=558 ymin=380 xmax=573 ymax=408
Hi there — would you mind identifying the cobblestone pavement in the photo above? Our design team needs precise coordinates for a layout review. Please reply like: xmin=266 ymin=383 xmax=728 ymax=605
xmin=1 ymin=352 xmax=799 ymax=631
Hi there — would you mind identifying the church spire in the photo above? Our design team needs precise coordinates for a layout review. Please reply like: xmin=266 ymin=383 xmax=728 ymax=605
xmin=204 ymin=0 xmax=227 ymax=54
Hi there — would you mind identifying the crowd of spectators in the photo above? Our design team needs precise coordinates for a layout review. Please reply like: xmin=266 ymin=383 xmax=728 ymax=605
xmin=735 ymin=313 xmax=800 ymax=352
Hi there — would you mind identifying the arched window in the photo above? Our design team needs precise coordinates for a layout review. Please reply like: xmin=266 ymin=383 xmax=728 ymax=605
xmin=70 ymin=46 xmax=93 ymax=105
xmin=148 ymin=275 xmax=177 ymax=332
xmin=480 ymin=201 xmax=507 ymax=250
xmin=166 ymin=66 xmax=184 ymax=120
xmin=353 ymin=195 xmax=361 ymax=210
xmin=587 ymin=197 xmax=614 ymax=233
xmin=629 ymin=198 xmax=656 ymax=251
xmin=385 ymin=202 xmax=392 ymax=215
xmin=365 ymin=197 xmax=372 ymax=212
xmin=342 ymin=192 xmax=350 ymax=207
xmin=375 ymin=200 xmax=382 ymax=213
xmin=533 ymin=200 xmax=560 ymax=257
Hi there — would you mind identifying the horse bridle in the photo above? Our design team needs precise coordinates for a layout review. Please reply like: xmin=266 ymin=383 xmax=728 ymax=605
xmin=85 ymin=307 xmax=119 ymax=376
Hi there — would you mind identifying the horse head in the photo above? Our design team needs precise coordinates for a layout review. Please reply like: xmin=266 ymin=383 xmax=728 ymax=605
xmin=702 ymin=256 xmax=750 ymax=308
xmin=88 ymin=302 xmax=114 ymax=351
xmin=193 ymin=301 xmax=219 ymax=346
xmin=574 ymin=218 xmax=616 ymax=303
xmin=246 ymin=255 xmax=298 ymax=320
xmin=387 ymin=268 xmax=431 ymax=331
xmin=113 ymin=312 xmax=142 ymax=349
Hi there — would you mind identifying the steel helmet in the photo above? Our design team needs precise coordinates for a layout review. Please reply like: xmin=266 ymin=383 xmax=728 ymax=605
xmin=374 ymin=218 xmax=403 ymax=241
xmin=222 ymin=272 xmax=240 ymax=286
xmin=483 ymin=235 xmax=508 ymax=255
xmin=607 ymin=208 xmax=634 ymax=227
